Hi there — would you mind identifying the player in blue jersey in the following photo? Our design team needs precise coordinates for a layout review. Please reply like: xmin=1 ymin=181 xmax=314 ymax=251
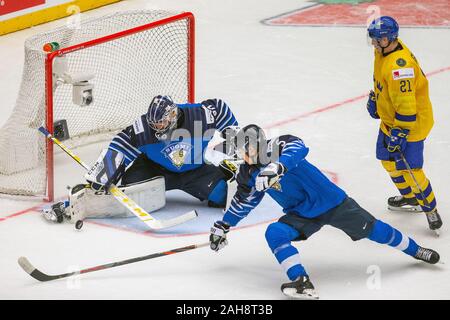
xmin=43 ymin=95 xmax=239 ymax=224
xmin=105 ymin=95 xmax=238 ymax=205
xmin=209 ymin=125 xmax=440 ymax=299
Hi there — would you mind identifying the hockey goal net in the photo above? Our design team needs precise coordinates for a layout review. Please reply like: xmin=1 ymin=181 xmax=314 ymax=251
xmin=0 ymin=10 xmax=195 ymax=201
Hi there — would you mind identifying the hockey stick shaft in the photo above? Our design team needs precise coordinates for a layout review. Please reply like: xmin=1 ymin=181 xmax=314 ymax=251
xmin=18 ymin=242 xmax=209 ymax=282
xmin=38 ymin=126 xmax=197 ymax=229
xmin=38 ymin=126 xmax=90 ymax=170
xmin=399 ymin=152 xmax=441 ymax=236
xmin=399 ymin=152 xmax=430 ymax=208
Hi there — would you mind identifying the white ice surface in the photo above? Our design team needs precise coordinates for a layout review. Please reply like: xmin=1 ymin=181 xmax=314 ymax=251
xmin=0 ymin=0 xmax=449 ymax=300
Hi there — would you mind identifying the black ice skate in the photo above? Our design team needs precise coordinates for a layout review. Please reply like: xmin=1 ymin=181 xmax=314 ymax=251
xmin=281 ymin=276 xmax=319 ymax=300
xmin=414 ymin=247 xmax=440 ymax=264
xmin=207 ymin=200 xmax=226 ymax=209
xmin=388 ymin=195 xmax=422 ymax=213
xmin=42 ymin=201 xmax=69 ymax=223
xmin=425 ymin=210 xmax=443 ymax=235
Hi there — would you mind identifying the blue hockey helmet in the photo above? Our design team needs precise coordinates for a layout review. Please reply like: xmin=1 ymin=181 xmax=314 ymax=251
xmin=367 ymin=16 xmax=399 ymax=41
xmin=146 ymin=95 xmax=179 ymax=139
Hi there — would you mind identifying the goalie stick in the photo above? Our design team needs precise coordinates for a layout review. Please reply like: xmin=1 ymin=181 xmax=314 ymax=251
xmin=399 ymin=152 xmax=440 ymax=236
xmin=38 ymin=126 xmax=197 ymax=230
xmin=18 ymin=242 xmax=209 ymax=282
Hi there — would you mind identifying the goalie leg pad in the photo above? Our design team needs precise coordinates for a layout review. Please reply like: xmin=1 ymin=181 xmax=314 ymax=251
xmin=68 ymin=177 xmax=166 ymax=221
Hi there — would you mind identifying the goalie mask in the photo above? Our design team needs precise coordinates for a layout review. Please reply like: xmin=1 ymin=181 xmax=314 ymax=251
xmin=146 ymin=95 xmax=180 ymax=140
xmin=235 ymin=124 xmax=269 ymax=166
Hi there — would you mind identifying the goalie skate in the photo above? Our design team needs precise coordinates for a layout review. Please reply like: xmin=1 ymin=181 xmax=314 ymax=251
xmin=42 ymin=201 xmax=70 ymax=223
xmin=281 ymin=276 xmax=319 ymax=300
xmin=387 ymin=196 xmax=422 ymax=213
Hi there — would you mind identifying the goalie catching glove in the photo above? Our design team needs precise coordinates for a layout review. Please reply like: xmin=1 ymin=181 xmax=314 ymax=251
xmin=210 ymin=220 xmax=230 ymax=251
xmin=255 ymin=162 xmax=286 ymax=192
xmin=85 ymin=148 xmax=126 ymax=193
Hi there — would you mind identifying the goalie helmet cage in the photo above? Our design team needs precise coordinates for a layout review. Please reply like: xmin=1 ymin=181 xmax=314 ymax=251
xmin=0 ymin=10 xmax=195 ymax=201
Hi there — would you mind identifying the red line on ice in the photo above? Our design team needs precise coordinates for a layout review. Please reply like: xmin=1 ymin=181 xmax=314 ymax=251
xmin=1 ymin=65 xmax=448 ymax=227
xmin=265 ymin=66 xmax=450 ymax=130
xmin=263 ymin=94 xmax=368 ymax=130
xmin=0 ymin=205 xmax=42 ymax=222
xmin=85 ymin=216 xmax=280 ymax=238
xmin=103 ymin=170 xmax=336 ymax=238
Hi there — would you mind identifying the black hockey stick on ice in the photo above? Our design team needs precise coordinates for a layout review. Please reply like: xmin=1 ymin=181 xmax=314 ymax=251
xmin=399 ymin=152 xmax=440 ymax=236
xmin=38 ymin=126 xmax=197 ymax=229
xmin=18 ymin=242 xmax=209 ymax=282
xmin=399 ymin=152 xmax=430 ymax=210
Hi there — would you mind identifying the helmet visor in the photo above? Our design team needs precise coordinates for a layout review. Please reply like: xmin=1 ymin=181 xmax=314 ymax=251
xmin=147 ymin=105 xmax=179 ymax=137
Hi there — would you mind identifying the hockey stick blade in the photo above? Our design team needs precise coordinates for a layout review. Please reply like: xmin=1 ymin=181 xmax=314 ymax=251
xmin=18 ymin=242 xmax=209 ymax=282
xmin=149 ymin=210 xmax=198 ymax=229
xmin=18 ymin=257 xmax=64 ymax=282
xmin=388 ymin=205 xmax=423 ymax=213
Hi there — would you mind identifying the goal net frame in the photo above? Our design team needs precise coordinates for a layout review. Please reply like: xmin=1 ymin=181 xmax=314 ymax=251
xmin=0 ymin=11 xmax=195 ymax=202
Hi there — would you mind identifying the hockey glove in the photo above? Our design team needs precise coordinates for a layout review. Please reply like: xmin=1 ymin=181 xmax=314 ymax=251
xmin=366 ymin=90 xmax=379 ymax=119
xmin=219 ymin=159 xmax=239 ymax=182
xmin=210 ymin=220 xmax=230 ymax=251
xmin=387 ymin=128 xmax=409 ymax=156
xmin=88 ymin=181 xmax=108 ymax=193
xmin=85 ymin=149 xmax=125 ymax=194
xmin=255 ymin=162 xmax=286 ymax=192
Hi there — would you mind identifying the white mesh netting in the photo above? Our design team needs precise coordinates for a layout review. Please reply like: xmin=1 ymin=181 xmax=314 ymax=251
xmin=0 ymin=10 xmax=193 ymax=197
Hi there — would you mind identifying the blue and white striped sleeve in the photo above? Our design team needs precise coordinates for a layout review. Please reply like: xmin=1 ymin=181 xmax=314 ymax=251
xmin=222 ymin=188 xmax=264 ymax=227
xmin=211 ymin=99 xmax=238 ymax=132
xmin=107 ymin=130 xmax=142 ymax=167
xmin=278 ymin=136 xmax=309 ymax=171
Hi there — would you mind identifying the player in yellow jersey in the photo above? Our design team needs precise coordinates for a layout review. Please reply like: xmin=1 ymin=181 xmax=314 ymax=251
xmin=366 ymin=16 xmax=442 ymax=234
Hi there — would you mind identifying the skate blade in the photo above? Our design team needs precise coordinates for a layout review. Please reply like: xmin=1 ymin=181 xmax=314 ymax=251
xmin=388 ymin=205 xmax=422 ymax=213
xmin=282 ymin=288 xmax=319 ymax=300
xmin=432 ymin=229 xmax=440 ymax=237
